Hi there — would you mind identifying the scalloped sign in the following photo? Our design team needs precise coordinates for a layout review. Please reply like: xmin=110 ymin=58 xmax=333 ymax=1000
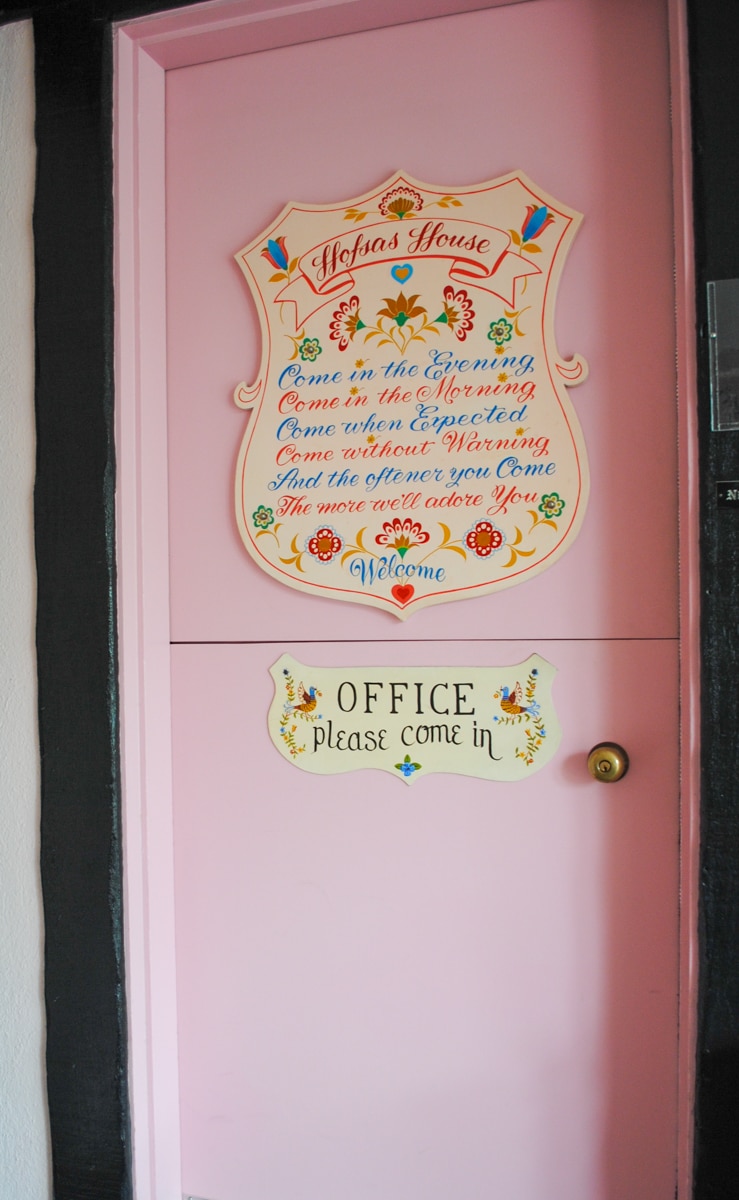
xmin=235 ymin=173 xmax=588 ymax=618
xmin=268 ymin=654 xmax=560 ymax=784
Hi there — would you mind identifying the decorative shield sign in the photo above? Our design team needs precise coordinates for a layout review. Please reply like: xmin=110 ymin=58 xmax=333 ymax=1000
xmin=268 ymin=653 xmax=561 ymax=784
xmin=234 ymin=172 xmax=588 ymax=618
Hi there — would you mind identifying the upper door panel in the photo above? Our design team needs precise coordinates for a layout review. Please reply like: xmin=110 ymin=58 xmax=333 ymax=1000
xmin=165 ymin=0 xmax=677 ymax=643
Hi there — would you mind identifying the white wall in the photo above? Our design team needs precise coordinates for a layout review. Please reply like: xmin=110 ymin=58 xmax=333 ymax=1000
xmin=0 ymin=19 xmax=52 ymax=1200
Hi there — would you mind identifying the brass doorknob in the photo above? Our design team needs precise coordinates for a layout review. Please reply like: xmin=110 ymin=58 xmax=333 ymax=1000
xmin=587 ymin=742 xmax=629 ymax=782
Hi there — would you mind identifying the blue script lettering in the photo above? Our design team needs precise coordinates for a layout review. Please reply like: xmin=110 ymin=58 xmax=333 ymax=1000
xmin=276 ymin=415 xmax=336 ymax=441
xmin=496 ymin=457 xmax=557 ymax=479
xmin=349 ymin=554 xmax=446 ymax=586
xmin=278 ymin=363 xmax=343 ymax=389
xmin=267 ymin=467 xmax=324 ymax=491
xmin=424 ymin=348 xmax=535 ymax=380
xmin=410 ymin=403 xmax=528 ymax=435
xmin=364 ymin=465 xmax=446 ymax=492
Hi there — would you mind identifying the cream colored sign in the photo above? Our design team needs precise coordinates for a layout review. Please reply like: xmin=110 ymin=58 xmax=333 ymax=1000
xmin=235 ymin=172 xmax=589 ymax=618
xmin=268 ymin=654 xmax=560 ymax=784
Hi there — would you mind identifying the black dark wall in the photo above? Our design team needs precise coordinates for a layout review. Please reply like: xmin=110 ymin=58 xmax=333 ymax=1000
xmin=31 ymin=8 xmax=128 ymax=1199
xmin=688 ymin=1 xmax=739 ymax=1195
xmin=0 ymin=0 xmax=736 ymax=1195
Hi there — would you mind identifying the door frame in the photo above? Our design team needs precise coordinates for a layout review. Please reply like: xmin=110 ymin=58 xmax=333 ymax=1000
xmin=15 ymin=0 xmax=717 ymax=1195
xmin=114 ymin=1 xmax=699 ymax=1196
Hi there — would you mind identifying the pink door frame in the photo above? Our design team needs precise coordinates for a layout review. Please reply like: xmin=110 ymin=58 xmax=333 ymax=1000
xmin=114 ymin=1 xmax=700 ymax=1195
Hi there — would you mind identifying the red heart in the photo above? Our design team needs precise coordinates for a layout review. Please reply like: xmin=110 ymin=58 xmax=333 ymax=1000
xmin=391 ymin=584 xmax=414 ymax=605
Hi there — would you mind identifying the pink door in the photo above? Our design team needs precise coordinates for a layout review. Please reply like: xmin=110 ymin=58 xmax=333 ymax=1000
xmin=135 ymin=0 xmax=687 ymax=1196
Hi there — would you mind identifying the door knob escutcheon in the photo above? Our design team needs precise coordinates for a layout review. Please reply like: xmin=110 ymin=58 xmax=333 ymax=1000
xmin=587 ymin=742 xmax=629 ymax=782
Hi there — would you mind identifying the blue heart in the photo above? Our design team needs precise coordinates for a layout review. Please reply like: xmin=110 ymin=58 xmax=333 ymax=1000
xmin=391 ymin=263 xmax=413 ymax=284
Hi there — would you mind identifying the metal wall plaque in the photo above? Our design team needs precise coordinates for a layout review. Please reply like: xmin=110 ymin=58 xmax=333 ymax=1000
xmin=716 ymin=481 xmax=739 ymax=507
xmin=708 ymin=278 xmax=739 ymax=431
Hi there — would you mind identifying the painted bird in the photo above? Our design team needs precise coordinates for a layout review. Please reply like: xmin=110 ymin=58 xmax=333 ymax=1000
xmin=499 ymin=682 xmax=540 ymax=718
xmin=290 ymin=683 xmax=321 ymax=715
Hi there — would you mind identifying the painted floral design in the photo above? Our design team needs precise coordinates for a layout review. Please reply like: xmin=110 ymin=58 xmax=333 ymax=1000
xmin=285 ymin=327 xmax=322 ymax=360
xmin=488 ymin=317 xmax=514 ymax=349
xmin=329 ymin=296 xmax=365 ymax=350
xmin=395 ymin=754 xmax=422 ymax=778
xmin=375 ymin=518 xmax=430 ymax=558
xmin=262 ymin=236 xmax=300 ymax=289
xmin=509 ymin=205 xmax=555 ymax=255
xmin=279 ymin=717 xmax=304 ymax=758
xmin=382 ymin=289 xmax=453 ymax=351
xmin=261 ymin=236 xmax=288 ymax=271
xmin=252 ymin=504 xmax=274 ymax=530
xmin=355 ymin=289 xmax=442 ymax=353
xmin=378 ymin=186 xmax=423 ymax=220
xmin=271 ymin=511 xmax=561 ymax=584
xmin=538 ymin=492 xmax=565 ymax=519
xmin=379 ymin=291 xmax=426 ymax=327
xmin=279 ymin=668 xmax=321 ymax=759
xmin=498 ymin=509 xmax=553 ymax=570
xmin=298 ymin=337 xmax=322 ymax=362
xmin=331 ymin=286 xmax=476 ymax=354
xmin=262 ymin=235 xmax=301 ymax=314
xmin=307 ymin=526 xmax=343 ymax=563
xmin=493 ymin=668 xmax=547 ymax=766
xmin=520 ymin=205 xmax=555 ymax=245
xmin=520 ymin=206 xmax=554 ymax=243
xmin=465 ymin=520 xmax=504 ymax=557
xmin=435 ymin=287 xmax=475 ymax=341
xmin=344 ymin=189 xmax=461 ymax=223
